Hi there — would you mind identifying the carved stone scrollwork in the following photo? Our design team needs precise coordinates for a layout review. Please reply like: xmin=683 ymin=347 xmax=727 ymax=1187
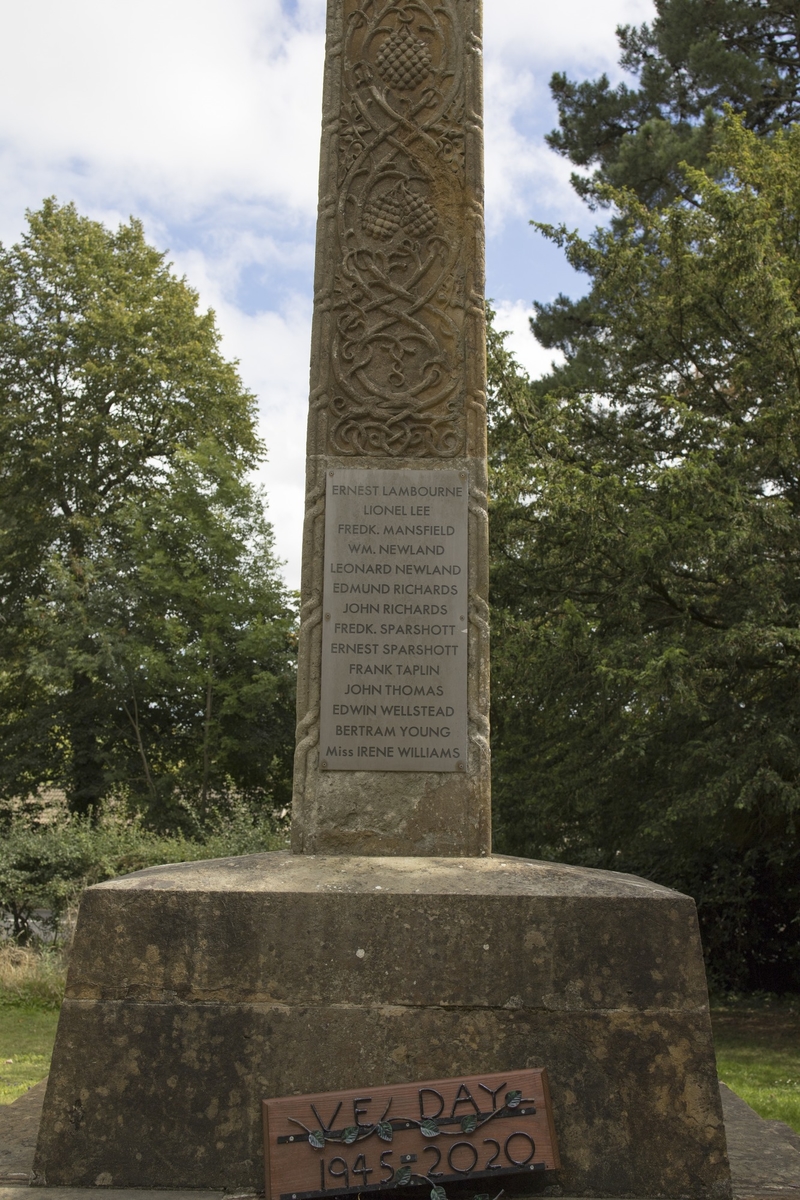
xmin=324 ymin=0 xmax=469 ymax=458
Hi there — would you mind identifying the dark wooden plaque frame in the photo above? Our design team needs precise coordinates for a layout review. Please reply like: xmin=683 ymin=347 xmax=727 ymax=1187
xmin=263 ymin=1070 xmax=560 ymax=1200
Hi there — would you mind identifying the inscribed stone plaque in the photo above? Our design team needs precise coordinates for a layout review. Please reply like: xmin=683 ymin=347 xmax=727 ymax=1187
xmin=262 ymin=1069 xmax=560 ymax=1200
xmin=320 ymin=469 xmax=468 ymax=771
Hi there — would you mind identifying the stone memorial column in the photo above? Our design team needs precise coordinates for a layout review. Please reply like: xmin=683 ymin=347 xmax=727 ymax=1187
xmin=292 ymin=0 xmax=490 ymax=856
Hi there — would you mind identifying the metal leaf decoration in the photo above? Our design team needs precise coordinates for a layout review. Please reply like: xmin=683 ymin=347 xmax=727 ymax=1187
xmin=394 ymin=1165 xmax=412 ymax=1186
xmin=420 ymin=1118 xmax=440 ymax=1138
xmin=341 ymin=1125 xmax=359 ymax=1144
xmin=309 ymin=1129 xmax=325 ymax=1149
xmin=430 ymin=1187 xmax=447 ymax=1200
xmin=504 ymin=1090 xmax=522 ymax=1109
xmin=377 ymin=1121 xmax=394 ymax=1142
xmin=460 ymin=1114 xmax=478 ymax=1133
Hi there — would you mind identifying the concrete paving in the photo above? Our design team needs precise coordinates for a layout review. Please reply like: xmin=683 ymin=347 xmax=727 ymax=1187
xmin=0 ymin=1082 xmax=47 ymax=1187
xmin=719 ymin=1083 xmax=800 ymax=1199
xmin=1 ymin=1079 xmax=798 ymax=1199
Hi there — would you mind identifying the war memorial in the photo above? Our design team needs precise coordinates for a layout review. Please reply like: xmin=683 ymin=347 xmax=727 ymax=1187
xmin=32 ymin=3 xmax=732 ymax=1196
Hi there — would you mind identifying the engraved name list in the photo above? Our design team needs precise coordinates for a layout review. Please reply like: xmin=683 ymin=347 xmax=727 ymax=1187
xmin=319 ymin=469 xmax=468 ymax=772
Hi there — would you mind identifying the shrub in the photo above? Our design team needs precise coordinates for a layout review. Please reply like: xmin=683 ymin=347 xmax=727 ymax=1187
xmin=0 ymin=811 xmax=288 ymax=944
xmin=0 ymin=943 xmax=66 ymax=1009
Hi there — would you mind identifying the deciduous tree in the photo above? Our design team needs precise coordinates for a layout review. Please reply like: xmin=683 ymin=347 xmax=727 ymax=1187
xmin=0 ymin=200 xmax=296 ymax=827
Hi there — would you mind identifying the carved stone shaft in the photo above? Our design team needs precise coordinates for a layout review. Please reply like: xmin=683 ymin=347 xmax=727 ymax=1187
xmin=292 ymin=0 xmax=489 ymax=855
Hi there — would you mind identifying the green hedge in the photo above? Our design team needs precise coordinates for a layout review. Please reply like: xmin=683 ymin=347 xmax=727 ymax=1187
xmin=0 ymin=812 xmax=288 ymax=944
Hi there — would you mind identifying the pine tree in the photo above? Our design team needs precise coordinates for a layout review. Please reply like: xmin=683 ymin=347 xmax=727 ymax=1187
xmin=488 ymin=120 xmax=800 ymax=991
xmin=548 ymin=0 xmax=800 ymax=209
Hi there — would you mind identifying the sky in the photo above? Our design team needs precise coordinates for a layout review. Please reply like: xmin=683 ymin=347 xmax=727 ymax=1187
xmin=0 ymin=0 xmax=654 ymax=589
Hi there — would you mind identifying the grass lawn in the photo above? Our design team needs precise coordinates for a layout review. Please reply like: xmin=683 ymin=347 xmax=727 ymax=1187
xmin=711 ymin=999 xmax=800 ymax=1134
xmin=0 ymin=1005 xmax=60 ymax=1104
xmin=0 ymin=945 xmax=64 ymax=1104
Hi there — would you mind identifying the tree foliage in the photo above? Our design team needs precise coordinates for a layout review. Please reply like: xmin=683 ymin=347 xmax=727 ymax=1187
xmin=548 ymin=0 xmax=800 ymax=209
xmin=0 ymin=201 xmax=296 ymax=828
xmin=537 ymin=0 xmax=800 ymax=370
xmin=488 ymin=119 xmax=800 ymax=992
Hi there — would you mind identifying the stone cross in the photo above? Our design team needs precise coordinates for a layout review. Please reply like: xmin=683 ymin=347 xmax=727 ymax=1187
xmin=291 ymin=0 xmax=489 ymax=856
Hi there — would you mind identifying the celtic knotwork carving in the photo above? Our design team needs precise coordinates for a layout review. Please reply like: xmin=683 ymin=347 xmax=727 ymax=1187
xmin=429 ymin=107 xmax=466 ymax=175
xmin=325 ymin=0 xmax=468 ymax=458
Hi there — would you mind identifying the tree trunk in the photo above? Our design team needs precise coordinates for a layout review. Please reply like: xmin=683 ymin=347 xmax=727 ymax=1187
xmin=201 ymin=653 xmax=213 ymax=813
xmin=122 ymin=692 xmax=158 ymax=808
xmin=68 ymin=671 xmax=106 ymax=821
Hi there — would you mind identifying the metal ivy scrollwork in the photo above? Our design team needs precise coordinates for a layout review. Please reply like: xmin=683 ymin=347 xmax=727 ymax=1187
xmin=289 ymin=1089 xmax=527 ymax=1200
xmin=328 ymin=0 xmax=467 ymax=457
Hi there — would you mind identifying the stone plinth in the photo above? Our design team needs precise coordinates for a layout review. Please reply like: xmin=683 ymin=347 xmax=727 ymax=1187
xmin=34 ymin=853 xmax=730 ymax=1198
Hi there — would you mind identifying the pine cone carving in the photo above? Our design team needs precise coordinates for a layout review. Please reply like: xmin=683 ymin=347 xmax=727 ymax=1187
xmin=401 ymin=188 xmax=437 ymax=237
xmin=375 ymin=27 xmax=432 ymax=90
xmin=362 ymin=191 xmax=404 ymax=240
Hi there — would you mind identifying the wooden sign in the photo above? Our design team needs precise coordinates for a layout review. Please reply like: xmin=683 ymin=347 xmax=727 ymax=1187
xmin=262 ymin=1069 xmax=560 ymax=1200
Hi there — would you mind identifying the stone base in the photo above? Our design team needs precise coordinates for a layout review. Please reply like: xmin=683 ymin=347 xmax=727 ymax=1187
xmin=34 ymin=854 xmax=731 ymax=1198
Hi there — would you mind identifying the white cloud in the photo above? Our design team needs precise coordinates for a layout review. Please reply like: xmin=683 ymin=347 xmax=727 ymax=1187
xmin=0 ymin=0 xmax=324 ymax=234
xmin=485 ymin=0 xmax=655 ymax=71
xmin=484 ymin=63 xmax=584 ymax=234
xmin=494 ymin=301 xmax=565 ymax=381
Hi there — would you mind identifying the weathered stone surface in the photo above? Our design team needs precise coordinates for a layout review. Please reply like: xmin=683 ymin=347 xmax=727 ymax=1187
xmin=34 ymin=854 xmax=731 ymax=1197
xmin=292 ymin=0 xmax=490 ymax=856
